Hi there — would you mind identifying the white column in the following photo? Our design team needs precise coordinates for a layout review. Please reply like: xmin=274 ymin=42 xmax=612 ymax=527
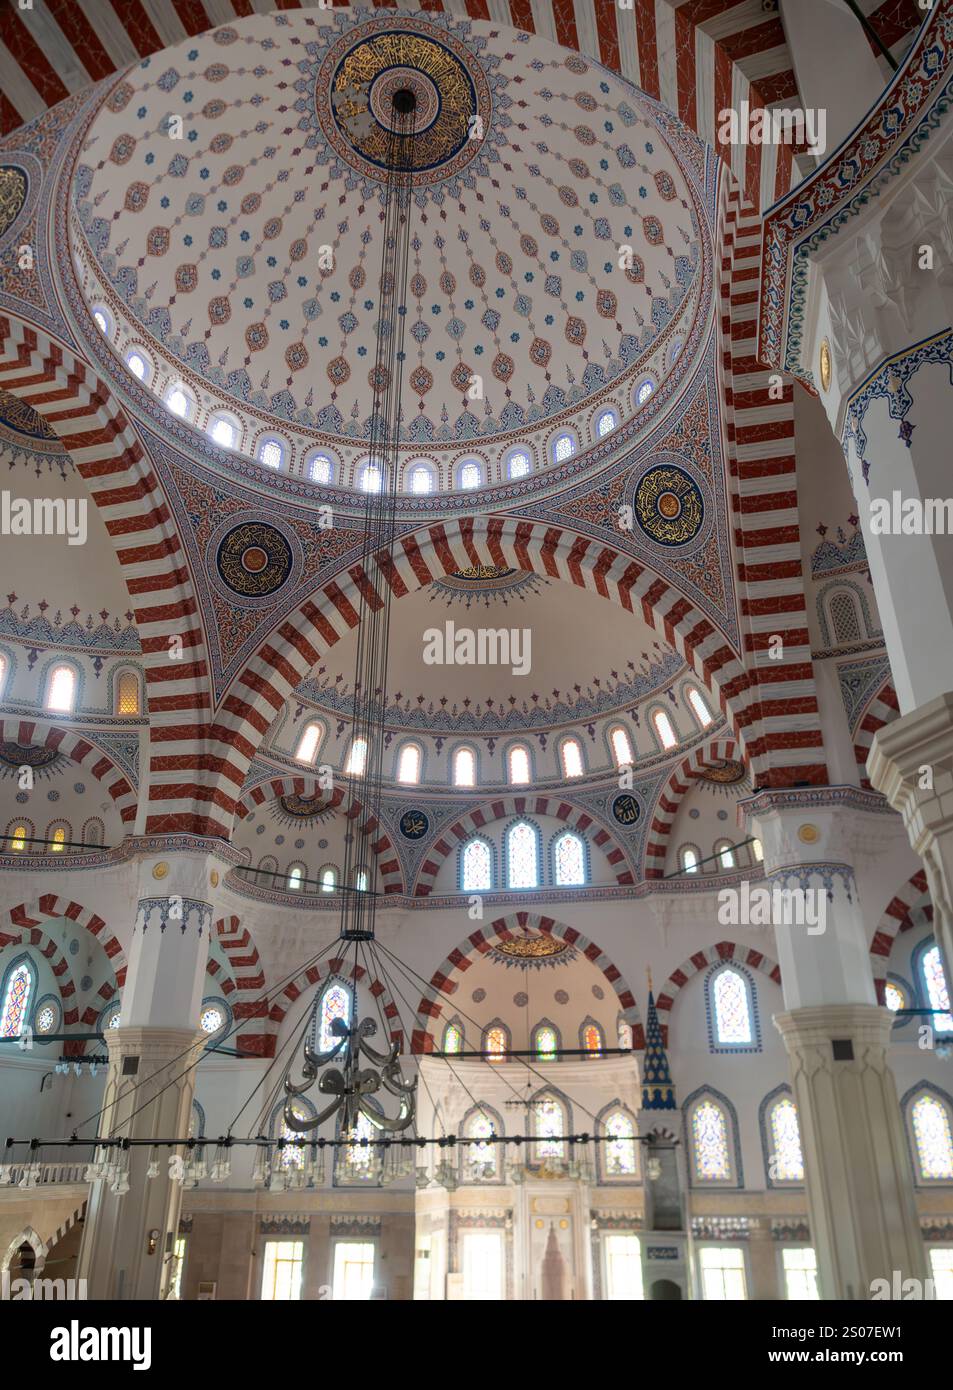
xmin=779 ymin=0 xmax=887 ymax=158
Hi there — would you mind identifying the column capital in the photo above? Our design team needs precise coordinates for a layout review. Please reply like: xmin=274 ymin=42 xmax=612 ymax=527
xmin=774 ymin=1002 xmax=894 ymax=1052
xmin=738 ymin=784 xmax=895 ymax=874
xmin=868 ymin=690 xmax=953 ymax=825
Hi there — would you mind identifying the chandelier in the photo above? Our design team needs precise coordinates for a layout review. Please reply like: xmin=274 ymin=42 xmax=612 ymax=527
xmin=283 ymin=86 xmax=421 ymax=1138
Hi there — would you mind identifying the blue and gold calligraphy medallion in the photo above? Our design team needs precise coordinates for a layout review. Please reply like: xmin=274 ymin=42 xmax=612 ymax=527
xmin=399 ymin=809 xmax=430 ymax=841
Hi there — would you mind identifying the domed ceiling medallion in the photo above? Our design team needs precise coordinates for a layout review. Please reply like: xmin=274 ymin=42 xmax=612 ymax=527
xmin=490 ymin=935 xmax=575 ymax=968
xmin=215 ymin=521 xmax=294 ymax=599
xmin=275 ymin=793 xmax=334 ymax=823
xmin=0 ymin=742 xmax=63 ymax=772
xmin=698 ymin=758 xmax=746 ymax=785
xmin=634 ymin=464 xmax=705 ymax=547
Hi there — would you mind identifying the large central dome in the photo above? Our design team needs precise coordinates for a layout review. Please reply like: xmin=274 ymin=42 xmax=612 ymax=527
xmin=68 ymin=9 xmax=707 ymax=474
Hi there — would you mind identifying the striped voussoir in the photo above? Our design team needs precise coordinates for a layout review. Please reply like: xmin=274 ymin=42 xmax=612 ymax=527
xmin=853 ymin=679 xmax=899 ymax=789
xmin=0 ymin=717 xmax=137 ymax=825
xmin=644 ymin=736 xmax=741 ymax=878
xmin=235 ymin=776 xmax=403 ymax=894
xmin=210 ymin=915 xmax=271 ymax=1056
xmin=0 ymin=315 xmax=212 ymax=837
xmin=413 ymin=795 xmax=635 ymax=897
xmin=721 ymin=193 xmax=827 ymax=788
xmin=218 ymin=515 xmax=750 ymax=838
xmin=870 ymin=868 xmax=930 ymax=1003
xmin=654 ymin=940 xmax=781 ymax=1045
xmin=47 ymin=1200 xmax=87 ymax=1256
xmin=0 ymin=0 xmax=903 ymax=213
xmin=411 ymin=910 xmax=642 ymax=1054
xmin=268 ymin=957 xmax=403 ymax=1056
xmin=0 ymin=917 xmax=78 ymax=1030
xmin=8 ymin=895 xmax=126 ymax=986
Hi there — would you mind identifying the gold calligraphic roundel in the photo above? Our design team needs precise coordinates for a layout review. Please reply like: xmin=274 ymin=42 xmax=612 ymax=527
xmin=634 ymin=465 xmax=704 ymax=546
xmin=216 ymin=522 xmax=294 ymax=599
xmin=0 ymin=166 xmax=27 ymax=239
xmin=495 ymin=935 xmax=571 ymax=961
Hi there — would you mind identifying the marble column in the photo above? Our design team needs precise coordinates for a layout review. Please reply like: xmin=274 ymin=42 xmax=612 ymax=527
xmin=740 ymin=789 xmax=927 ymax=1299
xmin=77 ymin=838 xmax=234 ymax=1300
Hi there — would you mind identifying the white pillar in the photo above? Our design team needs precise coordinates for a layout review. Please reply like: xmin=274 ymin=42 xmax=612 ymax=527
xmin=779 ymin=0 xmax=887 ymax=158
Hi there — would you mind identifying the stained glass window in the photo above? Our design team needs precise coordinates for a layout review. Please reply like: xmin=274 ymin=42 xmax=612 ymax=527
xmin=466 ymin=1111 xmax=498 ymax=1178
xmin=10 ymin=825 xmax=26 ymax=852
xmin=47 ymin=664 xmax=76 ymax=713
xmin=692 ymin=1100 xmax=731 ymax=1181
xmin=535 ymin=1025 xmax=558 ymax=1061
xmin=460 ymin=461 xmax=481 ymax=490
xmin=354 ymin=868 xmax=369 ymax=892
xmin=637 ymin=379 xmax=655 ymax=406
xmin=409 ymin=465 xmax=433 ymax=494
xmin=583 ymin=1023 xmax=603 ymax=1056
xmin=686 ymin=686 xmax=712 ymax=728
xmin=604 ymin=1110 xmax=637 ymax=1176
xmin=201 ymin=1005 xmax=225 ymax=1035
xmin=443 ymin=1021 xmax=463 ymax=1054
xmin=597 ymin=410 xmax=616 ymax=438
xmin=610 ymin=726 xmax=633 ymax=766
xmin=751 ymin=838 xmax=763 ymax=862
xmin=36 ymin=1004 xmax=56 ymax=1034
xmin=716 ymin=841 xmax=736 ymax=870
xmin=295 ymin=722 xmax=322 ymax=764
xmin=534 ymin=1096 xmax=565 ymax=1159
xmin=1 ymin=960 xmax=34 ymax=1038
xmin=506 ymin=821 xmax=539 ymax=889
xmin=912 ymin=1094 xmax=953 ymax=1180
xmin=309 ymin=453 xmax=333 ymax=484
xmin=561 ymin=738 xmax=583 ymax=778
xmin=554 ymin=832 xmax=585 ymax=886
xmin=770 ymin=1097 xmax=804 ymax=1182
xmin=117 ymin=671 xmax=139 ymax=714
xmin=287 ymin=867 xmax=303 ymax=891
xmin=682 ymin=847 xmax=699 ymax=874
xmin=508 ymin=451 xmax=530 ymax=479
xmin=126 ymin=350 xmax=147 ymax=380
xmin=166 ymin=385 xmax=190 ymax=418
xmin=885 ymin=982 xmax=905 ymax=1013
xmin=345 ymin=1110 xmax=375 ymax=1174
xmin=50 ymin=827 xmax=66 ymax=852
xmin=713 ymin=968 xmax=752 ymax=1045
xmin=259 ymin=439 xmax=284 ymax=469
xmin=278 ymin=1103 xmax=310 ymax=1172
xmin=362 ymin=463 xmax=382 ymax=493
xmin=346 ymin=737 xmax=368 ymax=776
xmin=553 ymin=433 xmax=576 ymax=462
xmin=462 ymin=838 xmax=492 ymax=892
xmin=318 ymin=983 xmax=351 ymax=1053
xmin=653 ymin=709 xmax=677 ymax=750
xmin=320 ymin=866 xmax=337 ymax=893
xmin=617 ymin=1018 xmax=633 ymax=1050
xmin=397 ymin=743 xmax=420 ymax=784
xmin=454 ymin=747 xmax=476 ymax=787
xmin=484 ymin=1025 xmax=508 ymax=1063
xmin=508 ymin=745 xmax=530 ymax=784
xmin=922 ymin=944 xmax=953 ymax=1034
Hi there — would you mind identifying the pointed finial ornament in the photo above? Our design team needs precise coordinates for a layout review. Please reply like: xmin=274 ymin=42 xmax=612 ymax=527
xmin=641 ymin=967 xmax=676 ymax=1111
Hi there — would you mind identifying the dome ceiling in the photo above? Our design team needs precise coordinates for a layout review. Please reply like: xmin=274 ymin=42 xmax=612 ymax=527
xmin=69 ymin=9 xmax=706 ymax=468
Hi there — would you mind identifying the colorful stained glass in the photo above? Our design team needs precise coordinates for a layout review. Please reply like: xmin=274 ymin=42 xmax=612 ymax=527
xmin=462 ymin=838 xmax=492 ymax=891
xmin=770 ymin=1098 xmax=804 ymax=1181
xmin=534 ymin=1096 xmax=565 ymax=1158
xmin=201 ymin=1006 xmax=224 ymax=1034
xmin=604 ymin=1110 xmax=637 ymax=1176
xmin=484 ymin=1025 xmax=508 ymax=1062
xmin=922 ymin=945 xmax=953 ymax=1033
xmin=713 ymin=968 xmax=752 ymax=1045
xmin=884 ymin=982 xmax=905 ymax=1013
xmin=466 ymin=1111 xmax=498 ymax=1177
xmin=1 ymin=961 xmax=33 ymax=1038
xmin=506 ymin=820 xmax=539 ymax=889
xmin=912 ymin=1094 xmax=953 ymax=1180
xmin=318 ymin=983 xmax=350 ymax=1053
xmin=583 ymin=1023 xmax=603 ymax=1056
xmin=554 ymin=832 xmax=585 ymax=886
xmin=36 ymin=1005 xmax=55 ymax=1034
xmin=443 ymin=1021 xmax=463 ymax=1054
xmin=535 ymin=1025 xmax=557 ymax=1061
xmin=345 ymin=1110 xmax=375 ymax=1173
xmin=617 ymin=1019 xmax=633 ymax=1050
xmin=692 ymin=1100 xmax=731 ymax=1180
xmin=597 ymin=411 xmax=616 ymax=438
xmin=553 ymin=433 xmax=575 ymax=462
xmin=278 ymin=1106 xmax=309 ymax=1171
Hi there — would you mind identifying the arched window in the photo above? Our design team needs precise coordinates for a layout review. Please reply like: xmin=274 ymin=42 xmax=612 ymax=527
xmin=116 ymin=670 xmax=140 ymax=715
xmin=295 ymin=721 xmax=324 ymax=765
xmin=533 ymin=1094 xmax=566 ymax=1159
xmin=275 ymin=1099 xmax=313 ymax=1172
xmin=46 ymin=664 xmax=76 ymax=713
xmin=609 ymin=725 xmax=633 ymax=767
xmin=560 ymin=737 xmax=583 ymax=779
xmin=603 ymin=1108 xmax=637 ymax=1177
xmin=35 ymin=998 xmax=59 ymax=1035
xmin=360 ymin=462 xmax=382 ymax=493
xmin=165 ymin=383 xmax=193 ymax=420
xmin=92 ymin=305 xmax=111 ymax=335
xmin=0 ymin=652 xmax=6 ymax=695
xmin=1 ymin=957 xmax=35 ymax=1038
xmin=690 ymin=1097 xmax=732 ymax=1182
xmin=83 ymin=817 xmax=104 ymax=848
xmin=750 ymin=837 xmax=763 ymax=863
xmin=101 ymin=1003 xmax=121 ymax=1031
xmin=681 ymin=846 xmax=700 ymax=875
xmin=635 ymin=378 xmax=655 ymax=406
xmin=715 ymin=840 xmax=736 ymax=870
xmin=458 ymin=460 xmax=482 ymax=490
xmin=712 ymin=967 xmax=753 ymax=1047
xmin=911 ymin=1092 xmax=953 ymax=1181
xmin=319 ymin=865 xmax=337 ymax=893
xmin=507 ymin=450 xmax=530 ymax=480
xmin=443 ymin=1019 xmax=463 ymax=1054
xmin=287 ymin=866 xmax=303 ymax=892
xmin=200 ymin=1000 xmax=227 ymax=1036
xmin=464 ymin=1109 xmax=499 ymax=1180
xmin=354 ymin=868 xmax=369 ymax=893
xmin=686 ymin=686 xmax=712 ymax=728
xmin=920 ymin=942 xmax=953 ymax=1034
xmin=345 ymin=737 xmax=368 ymax=777
xmin=462 ymin=838 xmax=493 ymax=892
xmin=317 ymin=981 xmax=351 ymax=1054
xmin=308 ymin=452 xmax=333 ymax=485
xmin=507 ymin=744 xmax=531 ymax=785
xmin=483 ymin=1023 xmax=509 ymax=1063
xmin=396 ymin=743 xmax=421 ymax=785
xmin=125 ymin=349 xmax=150 ymax=382
xmin=552 ymin=432 xmax=576 ymax=463
xmin=49 ymin=826 xmax=67 ymax=853
xmin=596 ymin=409 xmax=617 ymax=438
xmin=553 ymin=831 xmax=585 ymax=886
xmin=453 ymin=746 xmax=476 ymax=788
xmin=258 ymin=437 xmax=285 ymax=469
xmin=208 ymin=413 xmax=239 ymax=450
xmin=652 ymin=708 xmax=677 ymax=751
xmin=407 ymin=463 xmax=433 ymax=495
xmin=533 ymin=1022 xmax=559 ymax=1062
xmin=341 ymin=1108 xmax=377 ymax=1179
xmin=506 ymin=820 xmax=539 ymax=890
xmin=767 ymin=1095 xmax=804 ymax=1183
xmin=9 ymin=824 xmax=27 ymax=852
xmin=581 ymin=1020 xmax=604 ymax=1056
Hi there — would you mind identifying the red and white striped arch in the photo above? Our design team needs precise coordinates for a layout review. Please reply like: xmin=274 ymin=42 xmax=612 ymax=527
xmin=411 ymin=909 xmax=642 ymax=1054
xmin=870 ymin=868 xmax=930 ymax=1003
xmin=208 ymin=914 xmax=271 ymax=1056
xmin=852 ymin=678 xmax=899 ymax=789
xmin=267 ymin=955 xmax=403 ymax=1059
xmin=7 ymin=895 xmax=126 ymax=985
xmin=0 ymin=917 xmax=80 ymax=1037
xmin=644 ymin=736 xmax=741 ymax=878
xmin=654 ymin=939 xmax=781 ymax=1044
xmin=0 ymin=717 xmax=138 ymax=827
xmin=236 ymin=777 xmax=403 ymax=894
xmin=0 ymin=315 xmax=211 ymax=837
xmin=413 ymin=795 xmax=636 ymax=896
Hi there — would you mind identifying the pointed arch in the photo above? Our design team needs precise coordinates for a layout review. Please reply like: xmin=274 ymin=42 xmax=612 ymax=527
xmin=644 ymin=737 xmax=743 ymax=878
xmin=852 ymin=676 xmax=899 ymax=789
xmin=268 ymin=955 xmax=403 ymax=1055
xmin=682 ymin=1084 xmax=744 ymax=1188
xmin=6 ymin=896 xmax=126 ymax=985
xmin=654 ymin=941 xmax=781 ymax=1046
xmin=411 ymin=911 xmax=642 ymax=1054
xmin=1 ymin=1226 xmax=49 ymax=1277
xmin=0 ymin=718 xmax=137 ymax=826
xmin=869 ymin=868 xmax=930 ymax=1004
